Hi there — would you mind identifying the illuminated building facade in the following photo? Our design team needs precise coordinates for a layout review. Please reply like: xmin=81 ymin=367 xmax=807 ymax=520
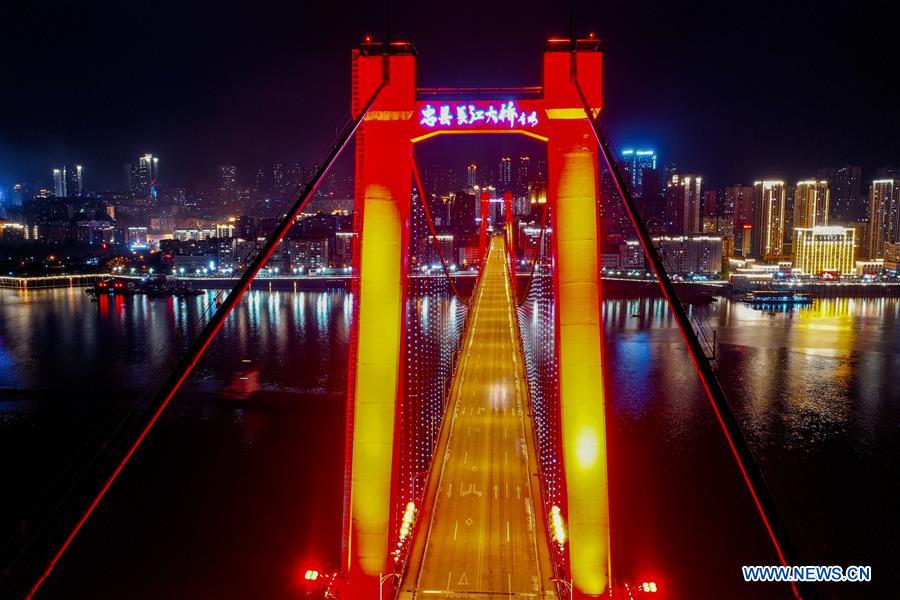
xmin=752 ymin=180 xmax=786 ymax=261
xmin=867 ymin=178 xmax=899 ymax=259
xmin=52 ymin=168 xmax=64 ymax=197
xmin=725 ymin=184 xmax=754 ymax=229
xmin=67 ymin=164 xmax=83 ymax=196
xmin=794 ymin=180 xmax=829 ymax=228
xmin=516 ymin=155 xmax=531 ymax=194
xmin=621 ymin=148 xmax=656 ymax=196
xmin=51 ymin=165 xmax=83 ymax=197
xmin=793 ymin=226 xmax=856 ymax=275
xmin=666 ymin=173 xmax=702 ymax=234
xmin=466 ymin=163 xmax=478 ymax=190
xmin=883 ymin=242 xmax=900 ymax=270
xmin=653 ymin=234 xmax=723 ymax=274
xmin=126 ymin=153 xmax=160 ymax=199
xmin=499 ymin=156 xmax=512 ymax=188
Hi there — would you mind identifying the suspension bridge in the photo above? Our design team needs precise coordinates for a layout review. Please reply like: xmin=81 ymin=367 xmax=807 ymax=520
xmin=2 ymin=37 xmax=805 ymax=600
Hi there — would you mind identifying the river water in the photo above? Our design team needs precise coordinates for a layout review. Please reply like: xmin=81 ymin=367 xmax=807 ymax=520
xmin=0 ymin=287 xmax=896 ymax=598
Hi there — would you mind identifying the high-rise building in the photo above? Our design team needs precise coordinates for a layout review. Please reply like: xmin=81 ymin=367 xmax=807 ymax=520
xmin=793 ymin=226 xmax=856 ymax=275
xmin=449 ymin=190 xmax=477 ymax=235
xmin=621 ymin=149 xmax=657 ymax=197
xmin=819 ymin=165 xmax=863 ymax=223
xmin=52 ymin=168 xmax=65 ymax=197
xmin=467 ymin=164 xmax=478 ymax=191
xmin=794 ymin=180 xmax=829 ymax=229
xmin=51 ymin=164 xmax=83 ymax=197
xmin=665 ymin=173 xmax=702 ymax=235
xmin=499 ymin=157 xmax=512 ymax=189
xmin=867 ymin=179 xmax=900 ymax=259
xmin=751 ymin=180 xmax=787 ymax=261
xmin=218 ymin=165 xmax=237 ymax=206
xmin=273 ymin=163 xmax=285 ymax=194
xmin=724 ymin=185 xmax=754 ymax=253
xmin=66 ymin=165 xmax=83 ymax=196
xmin=703 ymin=189 xmax=718 ymax=217
xmin=126 ymin=153 xmax=160 ymax=198
xmin=516 ymin=156 xmax=531 ymax=194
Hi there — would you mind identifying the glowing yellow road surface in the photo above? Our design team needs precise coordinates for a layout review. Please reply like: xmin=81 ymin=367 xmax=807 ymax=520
xmin=399 ymin=237 xmax=557 ymax=599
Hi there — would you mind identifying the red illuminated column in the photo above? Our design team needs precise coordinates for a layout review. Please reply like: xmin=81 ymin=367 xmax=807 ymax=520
xmin=503 ymin=191 xmax=515 ymax=262
xmin=479 ymin=190 xmax=491 ymax=262
xmin=544 ymin=47 xmax=611 ymax=598
xmin=344 ymin=47 xmax=416 ymax=593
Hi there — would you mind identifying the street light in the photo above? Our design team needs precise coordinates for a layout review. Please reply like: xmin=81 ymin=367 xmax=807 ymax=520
xmin=550 ymin=577 xmax=573 ymax=600
xmin=378 ymin=572 xmax=401 ymax=600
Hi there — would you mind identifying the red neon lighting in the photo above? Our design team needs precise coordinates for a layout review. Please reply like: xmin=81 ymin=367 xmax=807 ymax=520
xmin=478 ymin=191 xmax=490 ymax=264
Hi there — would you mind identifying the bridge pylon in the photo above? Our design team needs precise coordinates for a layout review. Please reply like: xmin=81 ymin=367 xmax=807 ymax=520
xmin=342 ymin=38 xmax=611 ymax=598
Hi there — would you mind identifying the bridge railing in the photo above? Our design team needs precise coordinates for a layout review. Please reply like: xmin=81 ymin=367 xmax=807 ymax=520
xmin=508 ymin=218 xmax=569 ymax=581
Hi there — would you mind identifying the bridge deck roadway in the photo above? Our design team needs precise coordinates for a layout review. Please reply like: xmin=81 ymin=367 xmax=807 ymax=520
xmin=399 ymin=236 xmax=557 ymax=599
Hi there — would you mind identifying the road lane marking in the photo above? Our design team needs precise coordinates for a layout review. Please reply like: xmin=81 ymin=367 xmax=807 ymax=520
xmin=453 ymin=520 xmax=458 ymax=540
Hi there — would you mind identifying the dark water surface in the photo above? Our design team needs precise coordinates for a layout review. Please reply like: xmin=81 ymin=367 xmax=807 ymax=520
xmin=1 ymin=288 xmax=897 ymax=599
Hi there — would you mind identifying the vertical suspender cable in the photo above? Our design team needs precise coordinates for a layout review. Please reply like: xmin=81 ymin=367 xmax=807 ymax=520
xmin=570 ymin=52 xmax=808 ymax=600
xmin=21 ymin=76 xmax=388 ymax=600
xmin=411 ymin=159 xmax=466 ymax=303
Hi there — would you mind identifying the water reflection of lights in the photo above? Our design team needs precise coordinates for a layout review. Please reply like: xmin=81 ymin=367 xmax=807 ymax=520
xmin=316 ymin=293 xmax=329 ymax=328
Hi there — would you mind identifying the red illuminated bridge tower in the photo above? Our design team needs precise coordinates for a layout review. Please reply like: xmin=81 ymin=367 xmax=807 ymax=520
xmin=344 ymin=39 xmax=610 ymax=598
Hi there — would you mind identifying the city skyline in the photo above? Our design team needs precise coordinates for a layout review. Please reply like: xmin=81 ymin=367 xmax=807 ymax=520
xmin=2 ymin=1 xmax=900 ymax=188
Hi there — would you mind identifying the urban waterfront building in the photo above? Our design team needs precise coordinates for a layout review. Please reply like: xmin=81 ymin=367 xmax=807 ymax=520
xmin=793 ymin=226 xmax=856 ymax=275
xmin=652 ymin=235 xmax=723 ymax=275
xmin=883 ymin=242 xmax=900 ymax=271
xmin=867 ymin=178 xmax=900 ymax=259
xmin=725 ymin=184 xmax=754 ymax=228
xmin=819 ymin=165 xmax=864 ymax=223
xmin=751 ymin=180 xmax=787 ymax=261
xmin=665 ymin=173 xmax=702 ymax=235
xmin=794 ymin=180 xmax=829 ymax=228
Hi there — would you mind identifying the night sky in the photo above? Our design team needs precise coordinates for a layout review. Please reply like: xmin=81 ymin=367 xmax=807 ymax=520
xmin=2 ymin=0 xmax=899 ymax=190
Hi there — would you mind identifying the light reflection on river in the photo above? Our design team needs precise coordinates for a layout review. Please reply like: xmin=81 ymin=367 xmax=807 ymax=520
xmin=0 ymin=288 xmax=896 ymax=598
